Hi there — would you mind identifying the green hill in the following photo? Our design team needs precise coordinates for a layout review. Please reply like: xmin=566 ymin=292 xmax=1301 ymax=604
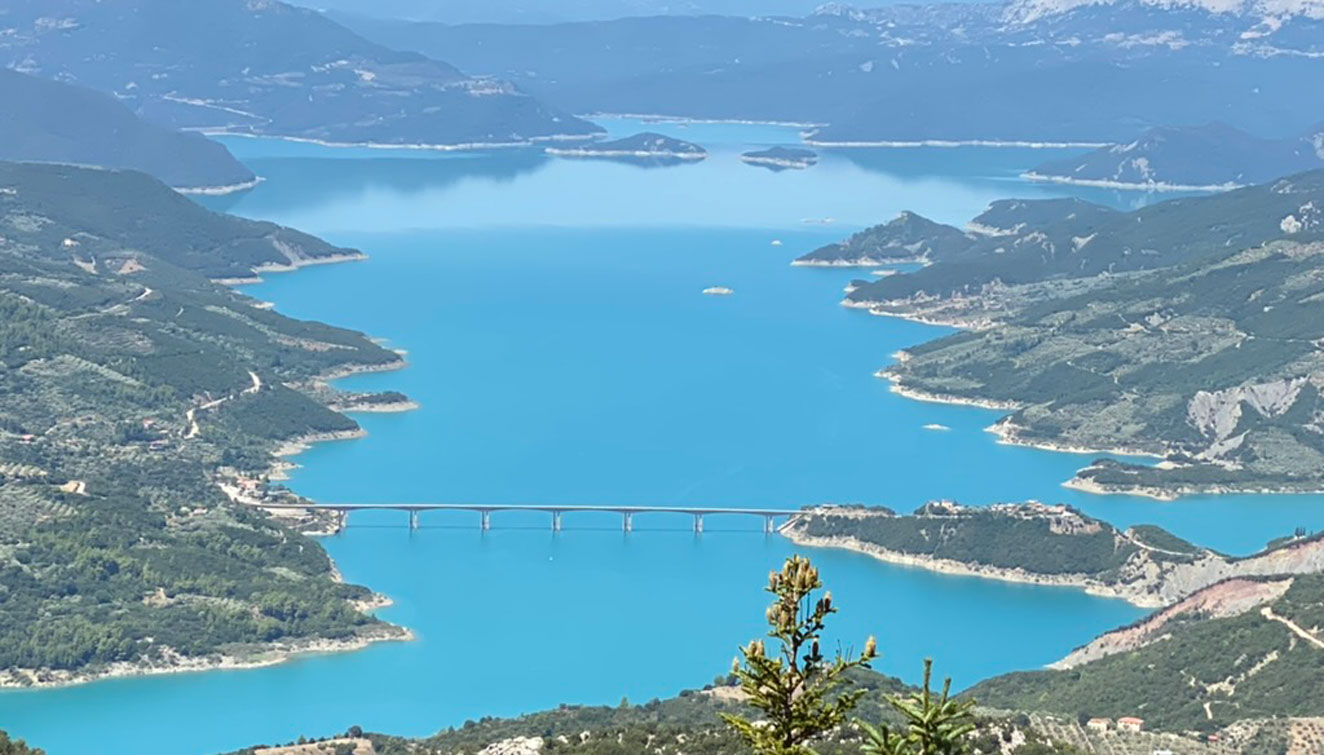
xmin=0 ymin=162 xmax=362 ymax=280
xmin=0 ymin=69 xmax=254 ymax=191
xmin=0 ymin=162 xmax=406 ymax=684
xmin=832 ymin=170 xmax=1324 ymax=496
xmin=971 ymin=574 xmax=1324 ymax=734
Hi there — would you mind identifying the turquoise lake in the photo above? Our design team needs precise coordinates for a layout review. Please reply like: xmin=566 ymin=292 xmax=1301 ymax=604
xmin=6 ymin=120 xmax=1324 ymax=754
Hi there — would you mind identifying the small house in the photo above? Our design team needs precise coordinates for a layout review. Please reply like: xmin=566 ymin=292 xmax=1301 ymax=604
xmin=1117 ymin=717 xmax=1144 ymax=733
xmin=1086 ymin=718 xmax=1111 ymax=733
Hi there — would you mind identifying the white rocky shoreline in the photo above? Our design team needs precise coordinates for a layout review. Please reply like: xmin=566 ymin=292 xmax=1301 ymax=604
xmin=0 ymin=623 xmax=412 ymax=690
xmin=544 ymin=146 xmax=706 ymax=160
xmin=175 ymin=176 xmax=266 ymax=196
xmin=782 ymin=511 xmax=1324 ymax=611
xmin=803 ymin=136 xmax=1110 ymax=149
xmin=331 ymin=399 xmax=421 ymax=414
xmin=211 ymin=251 xmax=368 ymax=285
xmin=1022 ymin=170 xmax=1239 ymax=193
xmin=10 ymin=352 xmax=421 ymax=690
xmin=201 ymin=128 xmax=598 ymax=152
xmin=791 ymin=255 xmax=925 ymax=267
xmin=782 ymin=528 xmax=1166 ymax=607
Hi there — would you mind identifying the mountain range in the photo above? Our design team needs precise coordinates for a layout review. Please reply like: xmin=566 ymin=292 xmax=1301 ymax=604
xmin=341 ymin=0 xmax=1324 ymax=144
xmin=294 ymin=0 xmax=828 ymax=23
xmin=0 ymin=0 xmax=602 ymax=148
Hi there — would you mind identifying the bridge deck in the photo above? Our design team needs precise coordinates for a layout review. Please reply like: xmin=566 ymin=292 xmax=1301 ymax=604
xmin=255 ymin=503 xmax=802 ymax=515
xmin=248 ymin=502 xmax=803 ymax=532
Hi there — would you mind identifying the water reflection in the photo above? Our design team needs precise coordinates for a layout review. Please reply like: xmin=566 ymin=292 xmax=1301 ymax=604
xmin=201 ymin=149 xmax=551 ymax=215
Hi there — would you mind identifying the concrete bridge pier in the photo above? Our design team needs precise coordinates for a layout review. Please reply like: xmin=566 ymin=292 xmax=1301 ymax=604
xmin=338 ymin=509 xmax=349 ymax=531
xmin=481 ymin=510 xmax=492 ymax=531
xmin=764 ymin=515 xmax=776 ymax=534
xmin=693 ymin=514 xmax=704 ymax=534
xmin=409 ymin=510 xmax=420 ymax=530
xmin=552 ymin=510 xmax=563 ymax=532
xmin=622 ymin=511 xmax=633 ymax=533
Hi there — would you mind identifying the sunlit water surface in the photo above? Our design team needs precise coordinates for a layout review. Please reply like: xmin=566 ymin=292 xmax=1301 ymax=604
xmin=5 ymin=120 xmax=1323 ymax=754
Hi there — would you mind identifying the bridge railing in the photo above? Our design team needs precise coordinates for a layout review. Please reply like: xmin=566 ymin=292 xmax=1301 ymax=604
xmin=251 ymin=502 xmax=802 ymax=533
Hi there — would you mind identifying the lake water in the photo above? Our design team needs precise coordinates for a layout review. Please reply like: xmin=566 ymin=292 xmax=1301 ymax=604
xmin=5 ymin=120 xmax=1324 ymax=754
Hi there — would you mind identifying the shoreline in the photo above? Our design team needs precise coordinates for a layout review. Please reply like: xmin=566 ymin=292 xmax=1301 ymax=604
xmin=273 ymin=428 xmax=369 ymax=458
xmin=203 ymin=129 xmax=598 ymax=152
xmin=740 ymin=156 xmax=816 ymax=170
xmin=175 ymin=176 xmax=265 ymax=196
xmin=0 ymin=303 xmax=419 ymax=689
xmin=0 ymin=625 xmax=413 ymax=690
xmin=781 ymin=529 xmax=1164 ymax=607
xmin=544 ymin=147 xmax=706 ymax=160
xmin=985 ymin=416 xmax=1168 ymax=461
xmin=1021 ymin=171 xmax=1237 ymax=193
xmin=879 ymin=373 xmax=1023 ymax=411
xmin=804 ymin=136 xmax=1110 ymax=149
xmin=579 ymin=112 xmax=826 ymax=128
xmin=331 ymin=399 xmax=420 ymax=414
xmin=212 ymin=252 xmax=368 ymax=285
xmin=1062 ymin=476 xmax=1179 ymax=502
xmin=791 ymin=256 xmax=924 ymax=268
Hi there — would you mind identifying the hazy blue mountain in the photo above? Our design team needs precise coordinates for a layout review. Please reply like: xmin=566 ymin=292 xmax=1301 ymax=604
xmin=0 ymin=0 xmax=601 ymax=148
xmin=794 ymin=211 xmax=973 ymax=265
xmin=297 ymin=0 xmax=829 ymax=23
xmin=0 ymin=69 xmax=254 ymax=191
xmin=1028 ymin=122 xmax=1324 ymax=189
xmin=341 ymin=1 xmax=1324 ymax=143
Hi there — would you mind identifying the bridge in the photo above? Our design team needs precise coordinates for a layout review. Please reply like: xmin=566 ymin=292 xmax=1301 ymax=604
xmin=252 ymin=503 xmax=804 ymax=533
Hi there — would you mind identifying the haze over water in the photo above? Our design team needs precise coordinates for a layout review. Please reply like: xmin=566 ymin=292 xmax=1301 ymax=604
xmin=6 ymin=120 xmax=1324 ymax=754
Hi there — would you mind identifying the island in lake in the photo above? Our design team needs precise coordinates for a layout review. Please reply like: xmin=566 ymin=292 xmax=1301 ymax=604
xmin=740 ymin=146 xmax=818 ymax=170
xmin=545 ymin=132 xmax=707 ymax=161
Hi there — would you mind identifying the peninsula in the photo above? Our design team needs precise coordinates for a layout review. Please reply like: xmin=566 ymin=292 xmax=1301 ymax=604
xmin=0 ymin=162 xmax=414 ymax=687
xmin=545 ymin=132 xmax=707 ymax=161
xmin=792 ymin=211 xmax=973 ymax=267
xmin=811 ymin=170 xmax=1324 ymax=497
xmin=782 ymin=503 xmax=1324 ymax=608
xmin=1027 ymin=122 xmax=1324 ymax=192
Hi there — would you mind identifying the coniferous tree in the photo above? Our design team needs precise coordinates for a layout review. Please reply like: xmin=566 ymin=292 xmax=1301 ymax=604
xmin=859 ymin=659 xmax=976 ymax=755
xmin=720 ymin=555 xmax=877 ymax=755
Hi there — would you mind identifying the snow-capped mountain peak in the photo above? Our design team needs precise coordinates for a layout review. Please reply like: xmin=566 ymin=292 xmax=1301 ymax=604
xmin=1002 ymin=0 xmax=1324 ymax=24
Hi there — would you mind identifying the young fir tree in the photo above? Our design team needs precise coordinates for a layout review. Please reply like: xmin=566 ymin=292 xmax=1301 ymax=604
xmin=859 ymin=659 xmax=977 ymax=755
xmin=720 ymin=555 xmax=878 ymax=755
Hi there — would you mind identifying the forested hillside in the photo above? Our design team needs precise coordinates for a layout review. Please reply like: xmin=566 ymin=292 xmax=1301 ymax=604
xmin=831 ymin=171 xmax=1324 ymax=496
xmin=0 ymin=69 xmax=254 ymax=191
xmin=0 ymin=162 xmax=407 ymax=683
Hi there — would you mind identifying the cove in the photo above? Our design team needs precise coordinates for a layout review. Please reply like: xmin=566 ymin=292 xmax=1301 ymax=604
xmin=4 ymin=121 xmax=1322 ymax=755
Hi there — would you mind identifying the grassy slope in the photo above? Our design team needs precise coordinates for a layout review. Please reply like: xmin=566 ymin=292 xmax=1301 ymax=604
xmin=971 ymin=574 xmax=1324 ymax=733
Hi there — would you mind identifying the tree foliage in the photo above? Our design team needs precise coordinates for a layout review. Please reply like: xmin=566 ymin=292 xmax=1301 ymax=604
xmin=0 ymin=730 xmax=43 ymax=755
xmin=860 ymin=659 xmax=976 ymax=755
xmin=720 ymin=555 xmax=877 ymax=755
